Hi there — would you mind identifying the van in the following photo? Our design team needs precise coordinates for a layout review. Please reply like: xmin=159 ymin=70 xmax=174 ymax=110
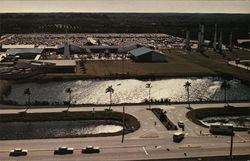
xmin=173 ymin=132 xmax=184 ymax=142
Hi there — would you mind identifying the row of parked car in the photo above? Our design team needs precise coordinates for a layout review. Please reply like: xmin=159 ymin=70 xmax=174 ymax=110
xmin=9 ymin=146 xmax=100 ymax=156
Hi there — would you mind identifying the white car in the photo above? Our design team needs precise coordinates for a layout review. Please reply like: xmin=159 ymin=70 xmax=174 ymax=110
xmin=9 ymin=148 xmax=28 ymax=156
xmin=82 ymin=146 xmax=100 ymax=153
xmin=54 ymin=147 xmax=74 ymax=155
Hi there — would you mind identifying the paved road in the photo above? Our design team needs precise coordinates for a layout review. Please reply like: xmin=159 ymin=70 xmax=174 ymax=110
xmin=0 ymin=103 xmax=249 ymax=161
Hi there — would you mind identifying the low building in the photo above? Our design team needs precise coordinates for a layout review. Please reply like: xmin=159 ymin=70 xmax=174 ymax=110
xmin=31 ymin=60 xmax=76 ymax=73
xmin=2 ymin=44 xmax=35 ymax=49
xmin=6 ymin=48 xmax=44 ymax=59
xmin=57 ymin=42 xmax=86 ymax=54
xmin=129 ymin=47 xmax=167 ymax=62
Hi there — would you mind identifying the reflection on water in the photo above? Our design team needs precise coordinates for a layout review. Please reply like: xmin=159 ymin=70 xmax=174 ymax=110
xmin=0 ymin=120 xmax=123 ymax=140
xmin=201 ymin=116 xmax=250 ymax=128
xmin=4 ymin=77 xmax=250 ymax=104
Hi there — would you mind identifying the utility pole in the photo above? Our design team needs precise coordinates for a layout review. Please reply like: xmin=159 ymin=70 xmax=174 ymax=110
xmin=219 ymin=31 xmax=223 ymax=53
xmin=229 ymin=32 xmax=233 ymax=52
xmin=185 ymin=30 xmax=191 ymax=51
xmin=213 ymin=24 xmax=217 ymax=51
xmin=121 ymin=106 xmax=125 ymax=143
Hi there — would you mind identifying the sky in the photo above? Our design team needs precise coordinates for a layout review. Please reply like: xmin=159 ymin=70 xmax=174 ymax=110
xmin=0 ymin=0 xmax=249 ymax=13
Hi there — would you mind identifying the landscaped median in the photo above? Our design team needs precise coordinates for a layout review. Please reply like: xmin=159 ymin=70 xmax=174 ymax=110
xmin=0 ymin=111 xmax=140 ymax=140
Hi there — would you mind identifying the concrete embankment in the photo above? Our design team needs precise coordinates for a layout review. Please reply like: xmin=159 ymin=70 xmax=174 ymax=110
xmin=0 ymin=111 xmax=140 ymax=140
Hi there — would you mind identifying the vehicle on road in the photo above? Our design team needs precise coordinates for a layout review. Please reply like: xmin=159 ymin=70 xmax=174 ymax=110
xmin=173 ymin=132 xmax=185 ymax=142
xmin=82 ymin=146 xmax=100 ymax=153
xmin=54 ymin=147 xmax=74 ymax=155
xmin=9 ymin=148 xmax=28 ymax=156
xmin=209 ymin=124 xmax=234 ymax=136
xmin=178 ymin=121 xmax=185 ymax=128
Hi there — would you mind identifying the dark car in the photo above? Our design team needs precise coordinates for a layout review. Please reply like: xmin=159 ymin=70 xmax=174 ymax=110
xmin=54 ymin=147 xmax=74 ymax=155
xmin=82 ymin=146 xmax=100 ymax=153
xmin=9 ymin=148 xmax=28 ymax=156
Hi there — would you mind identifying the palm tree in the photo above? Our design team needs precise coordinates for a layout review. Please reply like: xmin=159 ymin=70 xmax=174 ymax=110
xmin=24 ymin=88 xmax=31 ymax=112
xmin=106 ymin=86 xmax=114 ymax=110
xmin=184 ymin=81 xmax=191 ymax=109
xmin=221 ymin=81 xmax=231 ymax=106
xmin=65 ymin=88 xmax=73 ymax=112
xmin=146 ymin=83 xmax=152 ymax=108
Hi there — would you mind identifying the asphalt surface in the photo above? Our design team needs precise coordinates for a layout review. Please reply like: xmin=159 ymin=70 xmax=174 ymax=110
xmin=0 ymin=103 xmax=249 ymax=161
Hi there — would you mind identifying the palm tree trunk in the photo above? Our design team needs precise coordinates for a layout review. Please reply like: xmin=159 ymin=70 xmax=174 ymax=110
xmin=109 ymin=92 xmax=112 ymax=110
xmin=67 ymin=93 xmax=71 ymax=111
xmin=149 ymin=88 xmax=151 ymax=108
xmin=25 ymin=95 xmax=30 ymax=112
xmin=224 ymin=88 xmax=228 ymax=106
xmin=187 ymin=88 xmax=190 ymax=108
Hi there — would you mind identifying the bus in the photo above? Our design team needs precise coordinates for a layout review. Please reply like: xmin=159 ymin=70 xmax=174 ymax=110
xmin=209 ymin=124 xmax=234 ymax=136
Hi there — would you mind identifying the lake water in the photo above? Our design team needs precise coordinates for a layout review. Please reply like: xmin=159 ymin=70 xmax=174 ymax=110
xmin=0 ymin=120 xmax=123 ymax=140
xmin=4 ymin=77 xmax=250 ymax=105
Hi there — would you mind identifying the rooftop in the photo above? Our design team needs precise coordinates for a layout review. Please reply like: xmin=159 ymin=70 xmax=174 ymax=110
xmin=6 ymin=48 xmax=44 ymax=56
xmin=129 ymin=47 xmax=153 ymax=57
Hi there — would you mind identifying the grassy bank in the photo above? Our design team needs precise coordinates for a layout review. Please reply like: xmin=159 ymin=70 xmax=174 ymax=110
xmin=4 ymin=48 xmax=249 ymax=85
xmin=0 ymin=111 xmax=140 ymax=140
xmin=0 ymin=80 xmax=12 ymax=100
xmin=186 ymin=107 xmax=250 ymax=130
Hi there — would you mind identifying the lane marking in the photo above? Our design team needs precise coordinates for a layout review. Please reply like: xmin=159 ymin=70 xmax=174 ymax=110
xmin=100 ymin=145 xmax=144 ymax=149
xmin=236 ymin=134 xmax=247 ymax=142
xmin=142 ymin=146 xmax=149 ymax=156
xmin=226 ymin=140 xmax=250 ymax=144
xmin=179 ymin=144 xmax=201 ymax=149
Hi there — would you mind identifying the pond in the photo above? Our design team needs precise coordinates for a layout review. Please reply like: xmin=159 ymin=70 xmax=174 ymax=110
xmin=0 ymin=120 xmax=123 ymax=140
xmin=200 ymin=116 xmax=250 ymax=128
xmin=3 ymin=77 xmax=250 ymax=105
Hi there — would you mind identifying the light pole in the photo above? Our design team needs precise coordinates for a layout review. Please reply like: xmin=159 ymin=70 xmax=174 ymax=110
xmin=146 ymin=83 xmax=152 ymax=109
xmin=121 ymin=106 xmax=125 ymax=143
xmin=229 ymin=128 xmax=234 ymax=161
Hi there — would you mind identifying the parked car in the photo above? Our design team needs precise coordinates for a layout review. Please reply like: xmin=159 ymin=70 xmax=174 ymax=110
xmin=178 ymin=121 xmax=185 ymax=128
xmin=9 ymin=148 xmax=28 ymax=156
xmin=54 ymin=147 xmax=74 ymax=155
xmin=82 ymin=146 xmax=100 ymax=153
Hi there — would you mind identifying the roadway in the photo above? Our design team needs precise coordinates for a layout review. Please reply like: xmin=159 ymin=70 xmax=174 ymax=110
xmin=0 ymin=103 xmax=249 ymax=161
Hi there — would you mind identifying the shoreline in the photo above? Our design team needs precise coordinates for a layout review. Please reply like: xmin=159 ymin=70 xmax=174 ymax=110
xmin=1 ymin=101 xmax=250 ymax=110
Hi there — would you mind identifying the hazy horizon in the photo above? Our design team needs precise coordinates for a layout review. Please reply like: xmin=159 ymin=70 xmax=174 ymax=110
xmin=0 ymin=0 xmax=249 ymax=14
